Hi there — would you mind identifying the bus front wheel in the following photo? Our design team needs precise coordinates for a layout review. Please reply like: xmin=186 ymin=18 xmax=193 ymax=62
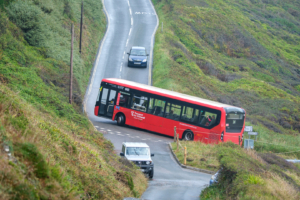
xmin=117 ymin=114 xmax=125 ymax=126
xmin=183 ymin=131 xmax=194 ymax=141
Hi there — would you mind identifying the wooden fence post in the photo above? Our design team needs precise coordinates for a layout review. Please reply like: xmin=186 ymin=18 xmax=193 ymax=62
xmin=174 ymin=126 xmax=176 ymax=142
xmin=184 ymin=146 xmax=187 ymax=165
xmin=176 ymin=133 xmax=179 ymax=152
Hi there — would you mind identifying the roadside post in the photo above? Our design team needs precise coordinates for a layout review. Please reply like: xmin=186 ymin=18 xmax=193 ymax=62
xmin=184 ymin=146 xmax=187 ymax=165
xmin=176 ymin=133 xmax=179 ymax=152
xmin=174 ymin=126 xmax=176 ymax=142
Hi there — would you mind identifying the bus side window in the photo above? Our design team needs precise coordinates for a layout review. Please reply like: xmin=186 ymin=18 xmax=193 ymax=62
xmin=119 ymin=91 xmax=131 ymax=108
xmin=165 ymin=103 xmax=182 ymax=121
xmin=181 ymin=106 xmax=194 ymax=123
xmin=131 ymin=95 xmax=148 ymax=112
xmin=147 ymin=98 xmax=155 ymax=114
xmin=151 ymin=98 xmax=165 ymax=117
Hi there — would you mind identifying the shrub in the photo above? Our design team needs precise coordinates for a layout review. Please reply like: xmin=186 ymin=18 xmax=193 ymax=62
xmin=7 ymin=0 xmax=48 ymax=47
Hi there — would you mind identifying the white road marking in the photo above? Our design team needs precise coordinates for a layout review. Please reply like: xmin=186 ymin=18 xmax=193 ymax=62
xmin=127 ymin=0 xmax=130 ymax=7
xmin=129 ymin=28 xmax=132 ymax=36
xmin=107 ymin=129 xmax=111 ymax=131
xmin=135 ymin=12 xmax=156 ymax=15
xmin=126 ymin=39 xmax=129 ymax=47
xmin=126 ymin=134 xmax=130 ymax=135
xmin=142 ymin=139 xmax=147 ymax=140
xmin=131 ymin=18 xmax=133 ymax=25
xmin=100 ymin=128 xmax=105 ymax=129
xmin=94 ymin=126 xmax=99 ymax=128
xmin=129 ymin=8 xmax=132 ymax=15
xmin=109 ymin=132 xmax=114 ymax=134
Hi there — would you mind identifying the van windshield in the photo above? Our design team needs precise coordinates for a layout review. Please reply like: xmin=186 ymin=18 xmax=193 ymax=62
xmin=126 ymin=147 xmax=149 ymax=156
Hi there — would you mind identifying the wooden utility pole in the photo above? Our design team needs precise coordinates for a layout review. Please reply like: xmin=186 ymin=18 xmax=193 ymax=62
xmin=79 ymin=1 xmax=83 ymax=54
xmin=69 ymin=23 xmax=74 ymax=104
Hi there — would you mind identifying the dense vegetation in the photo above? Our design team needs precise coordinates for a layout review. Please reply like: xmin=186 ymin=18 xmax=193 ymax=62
xmin=152 ymin=0 xmax=300 ymax=157
xmin=172 ymin=141 xmax=300 ymax=199
xmin=0 ymin=0 xmax=147 ymax=199
xmin=199 ymin=142 xmax=300 ymax=199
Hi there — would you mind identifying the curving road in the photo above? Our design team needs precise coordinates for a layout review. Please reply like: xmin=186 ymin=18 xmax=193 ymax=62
xmin=84 ymin=0 xmax=211 ymax=199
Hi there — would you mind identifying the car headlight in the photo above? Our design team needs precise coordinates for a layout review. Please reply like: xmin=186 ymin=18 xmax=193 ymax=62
xmin=142 ymin=59 xmax=147 ymax=62
xmin=146 ymin=161 xmax=151 ymax=165
xmin=129 ymin=57 xmax=133 ymax=61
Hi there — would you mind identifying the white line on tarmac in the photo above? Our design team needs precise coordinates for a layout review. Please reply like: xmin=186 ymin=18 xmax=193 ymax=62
xmin=131 ymin=18 xmax=133 ymax=25
xmin=129 ymin=28 xmax=132 ymax=36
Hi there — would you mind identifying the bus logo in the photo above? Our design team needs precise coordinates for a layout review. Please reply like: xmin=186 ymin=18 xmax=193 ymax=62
xmin=131 ymin=111 xmax=145 ymax=120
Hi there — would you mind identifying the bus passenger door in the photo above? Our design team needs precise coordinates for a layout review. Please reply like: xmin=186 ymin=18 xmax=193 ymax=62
xmin=98 ymin=87 xmax=116 ymax=118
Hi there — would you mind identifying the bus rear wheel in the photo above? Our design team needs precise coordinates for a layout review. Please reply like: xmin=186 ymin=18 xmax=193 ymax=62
xmin=116 ymin=114 xmax=125 ymax=126
xmin=183 ymin=131 xmax=194 ymax=141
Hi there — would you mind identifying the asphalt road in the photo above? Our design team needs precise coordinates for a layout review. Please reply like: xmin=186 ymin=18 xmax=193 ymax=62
xmin=84 ymin=0 xmax=211 ymax=199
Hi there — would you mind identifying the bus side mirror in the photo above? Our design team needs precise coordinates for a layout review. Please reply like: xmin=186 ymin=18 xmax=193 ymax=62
xmin=120 ymin=152 xmax=124 ymax=156
xmin=127 ymin=52 xmax=130 ymax=55
xmin=151 ymin=153 xmax=154 ymax=157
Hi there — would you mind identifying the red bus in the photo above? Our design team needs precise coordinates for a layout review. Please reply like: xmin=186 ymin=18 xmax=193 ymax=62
xmin=94 ymin=78 xmax=246 ymax=145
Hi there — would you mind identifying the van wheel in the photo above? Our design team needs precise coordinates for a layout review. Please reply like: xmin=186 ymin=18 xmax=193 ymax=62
xmin=117 ymin=114 xmax=125 ymax=126
xmin=183 ymin=131 xmax=194 ymax=141
xmin=149 ymin=169 xmax=154 ymax=179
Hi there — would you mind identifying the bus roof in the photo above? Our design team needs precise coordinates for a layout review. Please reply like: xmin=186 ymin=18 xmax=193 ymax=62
xmin=103 ymin=78 xmax=239 ymax=109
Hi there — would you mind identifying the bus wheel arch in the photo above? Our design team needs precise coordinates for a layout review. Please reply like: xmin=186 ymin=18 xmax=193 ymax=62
xmin=116 ymin=113 xmax=125 ymax=126
xmin=182 ymin=130 xmax=194 ymax=141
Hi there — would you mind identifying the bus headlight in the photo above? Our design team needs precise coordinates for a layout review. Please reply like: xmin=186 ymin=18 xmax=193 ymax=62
xmin=142 ymin=59 xmax=147 ymax=62
xmin=146 ymin=161 xmax=151 ymax=165
xmin=129 ymin=57 xmax=133 ymax=61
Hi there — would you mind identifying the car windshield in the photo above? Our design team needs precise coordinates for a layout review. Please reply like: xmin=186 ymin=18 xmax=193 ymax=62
xmin=126 ymin=147 xmax=149 ymax=156
xmin=130 ymin=49 xmax=146 ymax=56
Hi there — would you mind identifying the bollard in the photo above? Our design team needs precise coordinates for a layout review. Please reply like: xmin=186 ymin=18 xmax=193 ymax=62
xmin=174 ymin=126 xmax=176 ymax=142
xmin=184 ymin=146 xmax=187 ymax=165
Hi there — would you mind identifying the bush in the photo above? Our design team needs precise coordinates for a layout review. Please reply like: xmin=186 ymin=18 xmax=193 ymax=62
xmin=7 ymin=0 xmax=48 ymax=47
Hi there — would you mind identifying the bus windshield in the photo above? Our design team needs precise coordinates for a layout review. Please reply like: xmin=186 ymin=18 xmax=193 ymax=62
xmin=225 ymin=108 xmax=245 ymax=133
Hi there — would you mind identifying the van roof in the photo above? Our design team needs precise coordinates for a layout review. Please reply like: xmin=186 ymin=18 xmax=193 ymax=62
xmin=123 ymin=142 xmax=149 ymax=148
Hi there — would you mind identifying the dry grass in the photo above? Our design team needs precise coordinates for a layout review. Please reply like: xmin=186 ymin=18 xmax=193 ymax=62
xmin=264 ymin=173 xmax=300 ymax=200
xmin=243 ymin=149 xmax=266 ymax=165
xmin=171 ymin=141 xmax=219 ymax=171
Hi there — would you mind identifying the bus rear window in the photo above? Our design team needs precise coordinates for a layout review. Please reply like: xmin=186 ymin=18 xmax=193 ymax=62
xmin=226 ymin=113 xmax=244 ymax=133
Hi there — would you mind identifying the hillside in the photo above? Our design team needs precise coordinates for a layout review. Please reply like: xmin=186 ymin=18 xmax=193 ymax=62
xmin=152 ymin=0 xmax=300 ymax=156
xmin=0 ymin=0 xmax=147 ymax=199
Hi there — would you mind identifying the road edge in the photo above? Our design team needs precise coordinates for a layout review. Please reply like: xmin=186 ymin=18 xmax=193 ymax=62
xmin=168 ymin=143 xmax=216 ymax=175
xmin=83 ymin=0 xmax=110 ymax=114
xmin=148 ymin=0 xmax=159 ymax=86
